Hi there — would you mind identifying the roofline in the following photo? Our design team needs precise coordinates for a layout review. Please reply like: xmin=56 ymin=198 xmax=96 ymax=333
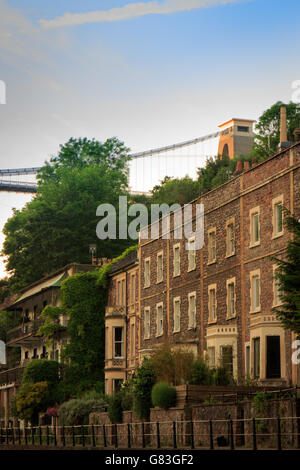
xmin=7 ymin=263 xmax=95 ymax=309
xmin=218 ymin=118 xmax=256 ymax=128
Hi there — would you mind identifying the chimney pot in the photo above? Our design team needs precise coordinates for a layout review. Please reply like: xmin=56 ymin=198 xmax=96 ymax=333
xmin=244 ymin=161 xmax=250 ymax=171
xmin=280 ymin=106 xmax=288 ymax=144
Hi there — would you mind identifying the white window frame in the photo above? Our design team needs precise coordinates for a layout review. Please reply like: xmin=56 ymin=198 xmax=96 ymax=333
xmin=207 ymin=228 xmax=217 ymax=264
xmin=130 ymin=273 xmax=136 ymax=304
xmin=156 ymin=302 xmax=164 ymax=337
xmin=173 ymin=243 xmax=181 ymax=277
xmin=188 ymin=291 xmax=197 ymax=329
xmin=144 ymin=257 xmax=151 ymax=288
xmin=249 ymin=206 xmax=260 ymax=247
xmin=226 ymin=277 xmax=236 ymax=319
xmin=226 ymin=218 xmax=235 ymax=257
xmin=272 ymin=195 xmax=284 ymax=239
xmin=187 ymin=237 xmax=196 ymax=271
xmin=113 ymin=326 xmax=124 ymax=359
xmin=173 ymin=297 xmax=181 ymax=333
xmin=157 ymin=251 xmax=163 ymax=283
xmin=250 ymin=269 xmax=261 ymax=313
xmin=273 ymin=264 xmax=282 ymax=307
xmin=144 ymin=307 xmax=151 ymax=339
xmin=208 ymin=284 xmax=217 ymax=323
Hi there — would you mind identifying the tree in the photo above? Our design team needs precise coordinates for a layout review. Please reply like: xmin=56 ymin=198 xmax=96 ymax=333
xmin=272 ymin=213 xmax=300 ymax=333
xmin=252 ymin=101 xmax=300 ymax=161
xmin=151 ymin=176 xmax=200 ymax=205
xmin=2 ymin=137 xmax=133 ymax=292
xmin=15 ymin=381 xmax=51 ymax=425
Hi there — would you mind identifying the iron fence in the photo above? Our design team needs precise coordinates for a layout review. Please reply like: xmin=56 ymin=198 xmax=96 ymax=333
xmin=0 ymin=417 xmax=299 ymax=450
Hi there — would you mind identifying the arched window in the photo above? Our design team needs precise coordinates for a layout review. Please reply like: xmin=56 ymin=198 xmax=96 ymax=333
xmin=222 ymin=144 xmax=229 ymax=156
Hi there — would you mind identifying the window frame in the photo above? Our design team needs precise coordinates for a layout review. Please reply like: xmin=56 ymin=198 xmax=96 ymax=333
xmin=208 ymin=283 xmax=217 ymax=323
xmin=144 ymin=257 xmax=151 ymax=288
xmin=226 ymin=277 xmax=236 ymax=319
xmin=250 ymin=269 xmax=261 ymax=313
xmin=226 ymin=218 xmax=235 ymax=257
xmin=156 ymin=251 xmax=164 ymax=283
xmin=173 ymin=243 xmax=181 ymax=277
xmin=272 ymin=195 xmax=284 ymax=239
xmin=249 ymin=206 xmax=260 ymax=247
xmin=187 ymin=236 xmax=196 ymax=272
xmin=144 ymin=307 xmax=151 ymax=339
xmin=173 ymin=296 xmax=181 ymax=333
xmin=156 ymin=302 xmax=164 ymax=337
xmin=207 ymin=228 xmax=217 ymax=264
xmin=113 ymin=326 xmax=124 ymax=359
xmin=188 ymin=291 xmax=197 ymax=329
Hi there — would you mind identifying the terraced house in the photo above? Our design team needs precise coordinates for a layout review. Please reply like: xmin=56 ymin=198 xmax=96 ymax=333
xmin=105 ymin=138 xmax=300 ymax=392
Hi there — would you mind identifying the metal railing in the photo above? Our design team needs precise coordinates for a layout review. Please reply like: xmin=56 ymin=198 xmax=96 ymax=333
xmin=6 ymin=318 xmax=44 ymax=343
xmin=0 ymin=417 xmax=299 ymax=450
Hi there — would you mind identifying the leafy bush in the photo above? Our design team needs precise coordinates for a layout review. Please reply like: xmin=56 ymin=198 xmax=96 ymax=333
xmin=15 ymin=381 xmax=51 ymax=425
xmin=22 ymin=359 xmax=60 ymax=385
xmin=132 ymin=358 xmax=156 ymax=420
xmin=58 ymin=397 xmax=107 ymax=426
xmin=151 ymin=382 xmax=177 ymax=410
xmin=150 ymin=344 xmax=194 ymax=385
xmin=186 ymin=358 xmax=213 ymax=385
xmin=212 ymin=367 xmax=232 ymax=386
xmin=108 ymin=392 xmax=123 ymax=424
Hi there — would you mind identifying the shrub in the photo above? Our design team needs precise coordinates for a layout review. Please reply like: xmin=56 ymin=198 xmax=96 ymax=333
xmin=213 ymin=367 xmax=232 ymax=386
xmin=58 ymin=397 xmax=107 ymax=426
xmin=186 ymin=358 xmax=213 ymax=385
xmin=150 ymin=344 xmax=194 ymax=385
xmin=132 ymin=358 xmax=156 ymax=420
xmin=15 ymin=381 xmax=51 ymax=425
xmin=108 ymin=392 xmax=123 ymax=424
xmin=151 ymin=382 xmax=177 ymax=410
xmin=22 ymin=359 xmax=60 ymax=385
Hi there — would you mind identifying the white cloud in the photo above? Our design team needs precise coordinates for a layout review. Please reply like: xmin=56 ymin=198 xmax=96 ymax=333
xmin=39 ymin=0 xmax=243 ymax=29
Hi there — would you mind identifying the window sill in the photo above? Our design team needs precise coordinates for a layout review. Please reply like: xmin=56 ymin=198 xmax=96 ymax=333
xmin=156 ymin=333 xmax=163 ymax=338
xmin=172 ymin=329 xmax=181 ymax=334
xmin=173 ymin=273 xmax=181 ymax=278
xmin=156 ymin=279 xmax=163 ymax=284
xmin=144 ymin=285 xmax=150 ymax=289
xmin=272 ymin=232 xmax=284 ymax=240
xmin=187 ymin=267 xmax=196 ymax=273
xmin=249 ymin=242 xmax=260 ymax=249
xmin=225 ymin=252 xmax=235 ymax=259
xmin=207 ymin=260 xmax=217 ymax=266
xmin=188 ymin=326 xmax=197 ymax=331
xmin=226 ymin=314 xmax=237 ymax=320
xmin=250 ymin=308 xmax=261 ymax=314
xmin=208 ymin=320 xmax=217 ymax=325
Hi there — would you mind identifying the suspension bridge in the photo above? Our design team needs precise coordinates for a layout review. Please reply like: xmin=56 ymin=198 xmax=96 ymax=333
xmin=0 ymin=118 xmax=255 ymax=193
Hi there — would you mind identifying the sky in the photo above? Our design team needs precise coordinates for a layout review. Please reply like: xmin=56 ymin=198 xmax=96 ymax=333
xmin=0 ymin=0 xmax=300 ymax=277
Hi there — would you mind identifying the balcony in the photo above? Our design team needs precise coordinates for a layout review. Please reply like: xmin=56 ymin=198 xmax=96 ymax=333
xmin=0 ymin=365 xmax=25 ymax=387
xmin=6 ymin=317 xmax=44 ymax=346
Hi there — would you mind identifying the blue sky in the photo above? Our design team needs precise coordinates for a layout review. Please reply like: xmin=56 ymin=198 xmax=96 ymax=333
xmin=0 ymin=0 xmax=300 ymax=275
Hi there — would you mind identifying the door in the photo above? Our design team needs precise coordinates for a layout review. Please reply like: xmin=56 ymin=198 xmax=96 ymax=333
xmin=266 ymin=336 xmax=281 ymax=378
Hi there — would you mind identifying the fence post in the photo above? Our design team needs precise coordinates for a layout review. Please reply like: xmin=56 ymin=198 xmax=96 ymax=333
xmin=54 ymin=424 xmax=57 ymax=446
xmin=12 ymin=427 xmax=15 ymax=446
xmin=25 ymin=427 xmax=28 ymax=446
xmin=92 ymin=424 xmax=96 ymax=447
xmin=209 ymin=420 xmax=214 ymax=450
xmin=277 ymin=416 xmax=282 ymax=451
xmin=39 ymin=426 xmax=42 ymax=446
xmin=229 ymin=420 xmax=234 ymax=450
xmin=156 ymin=422 xmax=160 ymax=449
xmin=81 ymin=426 xmax=85 ymax=447
xmin=142 ymin=422 xmax=145 ymax=448
xmin=173 ymin=422 xmax=177 ymax=449
xmin=127 ymin=423 xmax=131 ymax=449
xmin=190 ymin=421 xmax=194 ymax=449
xmin=18 ymin=425 xmax=21 ymax=446
xmin=46 ymin=426 xmax=49 ymax=446
xmin=103 ymin=425 xmax=107 ymax=448
xmin=6 ymin=427 xmax=9 ymax=445
xmin=114 ymin=425 xmax=118 ymax=449
xmin=252 ymin=418 xmax=257 ymax=451
xmin=72 ymin=426 xmax=75 ymax=446
xmin=62 ymin=425 xmax=65 ymax=447
xmin=31 ymin=427 xmax=35 ymax=446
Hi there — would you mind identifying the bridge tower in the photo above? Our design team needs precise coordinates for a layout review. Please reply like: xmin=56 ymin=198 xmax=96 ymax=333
xmin=217 ymin=118 xmax=255 ymax=158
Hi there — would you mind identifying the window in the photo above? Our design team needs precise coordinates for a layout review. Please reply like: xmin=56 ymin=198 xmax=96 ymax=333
xmin=272 ymin=196 xmax=284 ymax=238
xmin=187 ymin=237 xmax=196 ymax=271
xmin=226 ymin=278 xmax=236 ymax=318
xmin=122 ymin=279 xmax=126 ymax=306
xmin=156 ymin=303 xmax=163 ymax=337
xmin=130 ymin=273 xmax=136 ymax=304
xmin=207 ymin=347 xmax=215 ymax=367
xmin=245 ymin=345 xmax=250 ymax=376
xmin=208 ymin=229 xmax=216 ymax=263
xmin=144 ymin=307 xmax=150 ymax=339
xmin=173 ymin=244 xmax=180 ymax=276
xmin=130 ymin=323 xmax=135 ymax=359
xmin=273 ymin=266 xmax=281 ymax=306
xmin=250 ymin=207 xmax=260 ymax=246
xmin=113 ymin=379 xmax=123 ymax=393
xmin=157 ymin=251 xmax=163 ymax=283
xmin=117 ymin=280 xmax=122 ymax=305
xmin=173 ymin=297 xmax=181 ymax=333
xmin=144 ymin=258 xmax=150 ymax=288
xmin=208 ymin=285 xmax=217 ymax=322
xmin=188 ymin=292 xmax=196 ymax=329
xmin=226 ymin=219 xmax=235 ymax=256
xmin=221 ymin=345 xmax=233 ymax=376
xmin=250 ymin=270 xmax=260 ymax=312
xmin=237 ymin=126 xmax=249 ymax=133
xmin=253 ymin=337 xmax=260 ymax=379
xmin=105 ymin=327 xmax=109 ymax=359
xmin=113 ymin=327 xmax=124 ymax=358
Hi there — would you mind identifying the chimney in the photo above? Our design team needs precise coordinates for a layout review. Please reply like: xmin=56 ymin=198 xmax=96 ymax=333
xmin=234 ymin=160 xmax=243 ymax=174
xmin=278 ymin=105 xmax=292 ymax=150
xmin=280 ymin=106 xmax=287 ymax=143
xmin=295 ymin=128 xmax=300 ymax=142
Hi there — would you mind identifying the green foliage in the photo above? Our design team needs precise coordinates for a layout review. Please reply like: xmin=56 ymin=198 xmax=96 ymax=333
xmin=22 ymin=359 xmax=60 ymax=385
xmin=58 ymin=397 xmax=107 ymax=426
xmin=2 ymin=137 xmax=132 ymax=292
xmin=253 ymin=392 xmax=273 ymax=414
xmin=132 ymin=358 xmax=156 ymax=420
xmin=186 ymin=358 xmax=213 ymax=385
xmin=15 ymin=381 xmax=51 ymax=425
xmin=107 ymin=392 xmax=123 ymax=424
xmin=252 ymin=101 xmax=300 ymax=161
xmin=150 ymin=343 xmax=194 ymax=385
xmin=272 ymin=213 xmax=300 ymax=333
xmin=151 ymin=176 xmax=200 ymax=205
xmin=151 ymin=382 xmax=177 ymax=410
xmin=212 ymin=367 xmax=232 ymax=386
xmin=0 ymin=309 xmax=22 ymax=343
